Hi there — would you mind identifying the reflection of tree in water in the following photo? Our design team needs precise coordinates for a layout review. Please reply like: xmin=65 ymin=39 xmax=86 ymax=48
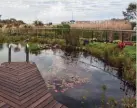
xmin=6 ymin=44 xmax=10 ymax=48
xmin=64 ymin=47 xmax=80 ymax=64
xmin=25 ymin=47 xmax=41 ymax=56
xmin=83 ymin=51 xmax=89 ymax=58
xmin=52 ymin=48 xmax=57 ymax=55
xmin=120 ymin=79 xmax=136 ymax=96
xmin=0 ymin=44 xmax=3 ymax=51
xmin=103 ymin=62 xmax=136 ymax=96
xmin=116 ymin=63 xmax=136 ymax=96
xmin=29 ymin=50 xmax=41 ymax=56
xmin=14 ymin=46 xmax=21 ymax=52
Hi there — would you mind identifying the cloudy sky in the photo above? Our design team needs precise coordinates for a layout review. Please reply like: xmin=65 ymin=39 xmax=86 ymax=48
xmin=0 ymin=0 xmax=135 ymax=23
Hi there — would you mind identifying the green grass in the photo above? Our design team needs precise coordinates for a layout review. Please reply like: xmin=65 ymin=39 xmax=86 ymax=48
xmin=123 ymin=46 xmax=136 ymax=61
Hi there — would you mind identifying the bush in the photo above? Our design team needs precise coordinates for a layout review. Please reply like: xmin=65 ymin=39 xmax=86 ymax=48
xmin=28 ymin=43 xmax=40 ymax=51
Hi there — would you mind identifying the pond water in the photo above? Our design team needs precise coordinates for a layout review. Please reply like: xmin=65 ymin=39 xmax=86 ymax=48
xmin=0 ymin=43 xmax=135 ymax=108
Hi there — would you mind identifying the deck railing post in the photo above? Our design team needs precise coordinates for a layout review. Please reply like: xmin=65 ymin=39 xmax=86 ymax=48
xmin=8 ymin=44 xmax=11 ymax=63
xmin=26 ymin=44 xmax=29 ymax=63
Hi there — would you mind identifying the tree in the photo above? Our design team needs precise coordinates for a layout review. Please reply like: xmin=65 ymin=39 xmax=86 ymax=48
xmin=53 ymin=24 xmax=70 ymax=35
xmin=18 ymin=20 xmax=25 ymax=24
xmin=48 ymin=22 xmax=52 ymax=25
xmin=123 ymin=3 xmax=136 ymax=30
xmin=33 ymin=20 xmax=44 ymax=26
xmin=123 ymin=3 xmax=136 ymax=20
xmin=10 ymin=18 xmax=16 ymax=23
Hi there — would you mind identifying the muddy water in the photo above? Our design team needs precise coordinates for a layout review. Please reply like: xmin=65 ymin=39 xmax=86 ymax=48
xmin=0 ymin=43 xmax=135 ymax=108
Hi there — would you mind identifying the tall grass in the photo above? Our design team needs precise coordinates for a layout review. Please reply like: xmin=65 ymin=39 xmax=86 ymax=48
xmin=86 ymin=42 xmax=136 ymax=85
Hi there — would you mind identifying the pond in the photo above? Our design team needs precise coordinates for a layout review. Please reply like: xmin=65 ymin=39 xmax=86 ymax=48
xmin=0 ymin=43 xmax=135 ymax=108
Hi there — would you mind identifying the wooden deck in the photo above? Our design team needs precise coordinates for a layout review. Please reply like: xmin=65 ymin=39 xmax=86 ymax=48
xmin=0 ymin=62 xmax=67 ymax=108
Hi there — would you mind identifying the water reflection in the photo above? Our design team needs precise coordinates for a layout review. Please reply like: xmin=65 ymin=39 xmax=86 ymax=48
xmin=14 ymin=44 xmax=21 ymax=52
xmin=120 ymin=80 xmax=136 ymax=96
xmin=29 ymin=50 xmax=41 ymax=55
xmin=83 ymin=51 xmax=89 ymax=58
xmin=0 ymin=43 xmax=136 ymax=107
xmin=0 ymin=44 xmax=3 ymax=51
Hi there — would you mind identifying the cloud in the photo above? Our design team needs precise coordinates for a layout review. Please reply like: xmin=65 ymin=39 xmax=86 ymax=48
xmin=0 ymin=0 xmax=135 ymax=23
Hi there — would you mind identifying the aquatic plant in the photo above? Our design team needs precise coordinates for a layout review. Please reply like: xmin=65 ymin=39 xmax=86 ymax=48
xmin=100 ymin=84 xmax=136 ymax=108
xmin=101 ymin=85 xmax=107 ymax=108
xmin=46 ymin=73 xmax=89 ymax=93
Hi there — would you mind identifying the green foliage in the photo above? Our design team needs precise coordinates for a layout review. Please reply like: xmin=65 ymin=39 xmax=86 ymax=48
xmin=53 ymin=24 xmax=80 ymax=46
xmin=101 ymin=85 xmax=107 ymax=108
xmin=100 ymin=85 xmax=135 ymax=108
xmin=123 ymin=46 xmax=136 ymax=61
xmin=0 ymin=18 xmax=25 ymax=25
xmin=123 ymin=2 xmax=136 ymax=20
xmin=53 ymin=24 xmax=70 ymax=35
xmin=101 ymin=85 xmax=107 ymax=92
xmin=28 ymin=43 xmax=40 ymax=51
xmin=107 ymin=97 xmax=117 ymax=108
xmin=127 ymin=3 xmax=136 ymax=11
xmin=86 ymin=42 xmax=136 ymax=85
xmin=0 ymin=36 xmax=6 ymax=43
xmin=121 ymin=97 xmax=136 ymax=108
xmin=0 ymin=35 xmax=29 ymax=43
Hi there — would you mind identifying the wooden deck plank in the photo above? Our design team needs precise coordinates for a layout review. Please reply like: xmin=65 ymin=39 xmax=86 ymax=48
xmin=0 ymin=92 xmax=20 ymax=105
xmin=0 ymin=79 xmax=19 ymax=90
xmin=0 ymin=104 xmax=11 ymax=108
xmin=0 ymin=102 xmax=6 ymax=107
xmin=0 ymin=81 xmax=19 ymax=92
xmin=20 ymin=83 xmax=46 ymax=100
xmin=0 ymin=62 xmax=67 ymax=108
xmin=19 ymin=79 xmax=43 ymax=92
xmin=21 ymin=89 xmax=49 ymax=108
xmin=0 ymin=84 xmax=20 ymax=96
xmin=0 ymin=76 xmax=19 ymax=85
xmin=0 ymin=96 xmax=19 ymax=108
xmin=36 ymin=96 xmax=54 ymax=108
xmin=28 ymin=93 xmax=51 ymax=108
xmin=61 ymin=106 xmax=68 ymax=108
xmin=19 ymin=81 xmax=45 ymax=96
xmin=0 ymin=88 xmax=19 ymax=100
xmin=53 ymin=103 xmax=63 ymax=108
xmin=21 ymin=88 xmax=48 ymax=104
xmin=44 ymin=100 xmax=57 ymax=108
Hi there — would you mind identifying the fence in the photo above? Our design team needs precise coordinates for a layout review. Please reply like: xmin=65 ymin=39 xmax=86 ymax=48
xmin=0 ymin=28 xmax=136 ymax=45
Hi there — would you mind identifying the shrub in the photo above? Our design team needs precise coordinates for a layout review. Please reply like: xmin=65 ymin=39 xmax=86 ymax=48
xmin=28 ymin=43 xmax=40 ymax=51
